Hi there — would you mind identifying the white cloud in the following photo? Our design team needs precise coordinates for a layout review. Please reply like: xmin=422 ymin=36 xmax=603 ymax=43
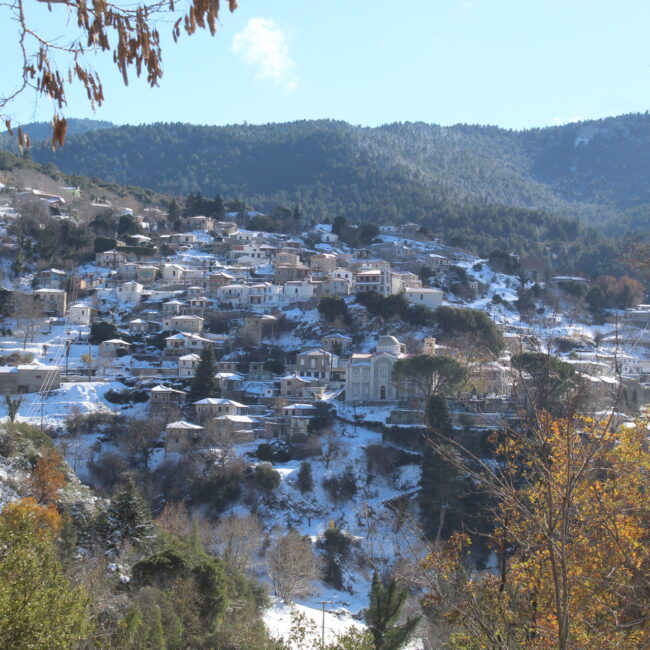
xmin=232 ymin=18 xmax=298 ymax=92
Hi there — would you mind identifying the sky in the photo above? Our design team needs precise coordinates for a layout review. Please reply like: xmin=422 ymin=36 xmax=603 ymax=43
xmin=2 ymin=0 xmax=650 ymax=130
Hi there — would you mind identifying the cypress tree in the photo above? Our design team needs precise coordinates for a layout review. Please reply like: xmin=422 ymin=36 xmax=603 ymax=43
xmin=109 ymin=477 xmax=156 ymax=548
xmin=296 ymin=460 xmax=314 ymax=494
xmin=366 ymin=572 xmax=419 ymax=650
xmin=420 ymin=394 xmax=464 ymax=540
xmin=189 ymin=345 xmax=217 ymax=403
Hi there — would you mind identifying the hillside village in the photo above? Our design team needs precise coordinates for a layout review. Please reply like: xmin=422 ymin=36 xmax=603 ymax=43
xmin=0 ymin=180 xmax=649 ymax=644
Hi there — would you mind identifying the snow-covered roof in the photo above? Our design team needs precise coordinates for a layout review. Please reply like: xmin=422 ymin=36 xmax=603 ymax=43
xmin=166 ymin=420 xmax=203 ymax=430
xmin=101 ymin=339 xmax=131 ymax=345
xmin=215 ymin=372 xmax=245 ymax=380
xmin=298 ymin=348 xmax=330 ymax=357
xmin=214 ymin=414 xmax=256 ymax=423
xmin=193 ymin=398 xmax=246 ymax=407
xmin=151 ymin=384 xmax=186 ymax=394
xmin=278 ymin=374 xmax=312 ymax=383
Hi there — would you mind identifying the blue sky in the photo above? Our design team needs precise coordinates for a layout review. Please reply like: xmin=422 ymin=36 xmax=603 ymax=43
xmin=2 ymin=0 xmax=650 ymax=130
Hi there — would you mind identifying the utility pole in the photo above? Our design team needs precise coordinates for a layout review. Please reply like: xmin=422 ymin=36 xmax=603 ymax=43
xmin=317 ymin=600 xmax=334 ymax=649
xmin=65 ymin=339 xmax=71 ymax=379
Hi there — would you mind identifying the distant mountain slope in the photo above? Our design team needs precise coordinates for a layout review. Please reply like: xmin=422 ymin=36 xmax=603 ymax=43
xmin=15 ymin=114 xmax=650 ymax=229
xmin=6 ymin=115 xmax=650 ymax=274
xmin=0 ymin=119 xmax=114 ymax=151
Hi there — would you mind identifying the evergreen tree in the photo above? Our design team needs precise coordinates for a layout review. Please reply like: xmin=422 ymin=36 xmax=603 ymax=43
xmin=189 ymin=345 xmax=217 ymax=403
xmin=167 ymin=198 xmax=181 ymax=222
xmin=296 ymin=460 xmax=314 ymax=494
xmin=420 ymin=394 xmax=465 ymax=541
xmin=213 ymin=194 xmax=225 ymax=219
xmin=109 ymin=477 xmax=156 ymax=548
xmin=366 ymin=573 xmax=419 ymax=650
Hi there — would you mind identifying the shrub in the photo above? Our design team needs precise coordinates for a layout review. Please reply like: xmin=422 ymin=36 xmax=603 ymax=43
xmin=104 ymin=388 xmax=149 ymax=404
xmin=89 ymin=321 xmax=119 ymax=345
xmin=254 ymin=441 xmax=292 ymax=463
xmin=254 ymin=464 xmax=281 ymax=491
xmin=322 ymin=467 xmax=357 ymax=502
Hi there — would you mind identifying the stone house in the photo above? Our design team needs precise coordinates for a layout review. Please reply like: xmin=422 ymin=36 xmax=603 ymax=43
xmin=127 ymin=319 xmax=149 ymax=335
xmin=281 ymin=403 xmax=316 ymax=438
xmin=38 ymin=268 xmax=66 ymax=289
xmin=33 ymin=289 xmax=67 ymax=317
xmin=274 ymin=265 xmax=311 ymax=284
xmin=149 ymin=384 xmax=186 ymax=411
xmin=321 ymin=333 xmax=352 ymax=356
xmin=193 ymin=397 xmax=246 ymax=422
xmin=162 ymin=314 xmax=205 ymax=334
xmin=309 ymin=253 xmax=337 ymax=273
xmin=273 ymin=373 xmax=313 ymax=399
xmin=183 ymin=215 xmax=214 ymax=231
xmin=165 ymin=420 xmax=205 ymax=453
xmin=162 ymin=300 xmax=184 ymax=316
xmin=296 ymin=348 xmax=338 ymax=381
xmin=96 ymin=249 xmax=128 ymax=267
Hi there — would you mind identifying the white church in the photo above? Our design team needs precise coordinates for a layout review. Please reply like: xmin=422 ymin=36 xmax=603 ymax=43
xmin=345 ymin=335 xmax=407 ymax=402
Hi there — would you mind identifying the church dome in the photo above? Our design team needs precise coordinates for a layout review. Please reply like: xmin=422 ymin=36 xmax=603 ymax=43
xmin=376 ymin=335 xmax=401 ymax=355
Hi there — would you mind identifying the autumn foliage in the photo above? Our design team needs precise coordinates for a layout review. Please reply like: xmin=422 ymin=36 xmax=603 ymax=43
xmin=0 ymin=497 xmax=61 ymax=539
xmin=30 ymin=447 xmax=67 ymax=504
xmin=421 ymin=415 xmax=650 ymax=649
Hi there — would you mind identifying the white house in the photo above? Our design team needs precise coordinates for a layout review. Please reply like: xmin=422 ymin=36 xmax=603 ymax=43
xmin=164 ymin=333 xmax=214 ymax=356
xmin=177 ymin=353 xmax=200 ymax=378
xmin=116 ymin=281 xmax=143 ymax=304
xmin=404 ymin=287 xmax=444 ymax=310
xmin=67 ymin=302 xmax=92 ymax=325
xmin=162 ymin=264 xmax=187 ymax=284
xmin=311 ymin=224 xmax=339 ymax=243
xmin=247 ymin=283 xmax=282 ymax=309
xmin=217 ymin=284 xmax=249 ymax=307
xmin=282 ymin=280 xmax=316 ymax=303
xmin=99 ymin=339 xmax=131 ymax=357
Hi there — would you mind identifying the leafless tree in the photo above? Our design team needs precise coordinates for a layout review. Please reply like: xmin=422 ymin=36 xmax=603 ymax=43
xmin=321 ymin=430 xmax=340 ymax=469
xmin=205 ymin=420 xmax=249 ymax=470
xmin=13 ymin=292 xmax=41 ymax=349
xmin=266 ymin=528 xmax=320 ymax=603
xmin=214 ymin=513 xmax=264 ymax=575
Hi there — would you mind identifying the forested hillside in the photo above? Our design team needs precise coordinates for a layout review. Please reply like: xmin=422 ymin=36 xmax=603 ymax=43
xmin=7 ymin=115 xmax=650 ymax=273
xmin=15 ymin=113 xmax=650 ymax=228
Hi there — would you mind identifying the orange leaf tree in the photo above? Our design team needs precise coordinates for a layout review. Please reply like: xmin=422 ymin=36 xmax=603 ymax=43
xmin=420 ymin=414 xmax=650 ymax=649
xmin=30 ymin=447 xmax=67 ymax=504
xmin=0 ymin=498 xmax=90 ymax=647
